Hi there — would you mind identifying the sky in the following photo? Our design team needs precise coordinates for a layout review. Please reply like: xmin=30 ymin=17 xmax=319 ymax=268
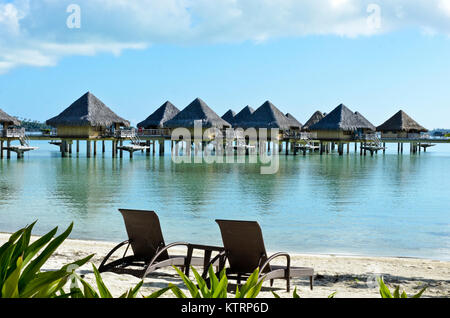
xmin=0 ymin=0 xmax=450 ymax=128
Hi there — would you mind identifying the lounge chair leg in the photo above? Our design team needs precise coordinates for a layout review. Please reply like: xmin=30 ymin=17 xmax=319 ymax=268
xmin=237 ymin=274 xmax=241 ymax=286
xmin=287 ymin=278 xmax=290 ymax=293
xmin=310 ymin=276 xmax=314 ymax=290
xmin=270 ymin=279 xmax=274 ymax=287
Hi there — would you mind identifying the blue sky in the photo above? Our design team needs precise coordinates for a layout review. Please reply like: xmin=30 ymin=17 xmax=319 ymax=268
xmin=0 ymin=0 xmax=449 ymax=128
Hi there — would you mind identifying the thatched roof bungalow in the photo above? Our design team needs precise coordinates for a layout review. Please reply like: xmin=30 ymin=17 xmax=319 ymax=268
xmin=221 ymin=110 xmax=236 ymax=126
xmin=285 ymin=113 xmax=302 ymax=131
xmin=302 ymin=111 xmax=325 ymax=131
xmin=46 ymin=92 xmax=130 ymax=138
xmin=309 ymin=104 xmax=375 ymax=140
xmin=376 ymin=110 xmax=428 ymax=138
xmin=137 ymin=101 xmax=180 ymax=129
xmin=165 ymin=98 xmax=231 ymax=139
xmin=0 ymin=108 xmax=20 ymax=129
xmin=233 ymin=106 xmax=255 ymax=128
xmin=239 ymin=101 xmax=292 ymax=131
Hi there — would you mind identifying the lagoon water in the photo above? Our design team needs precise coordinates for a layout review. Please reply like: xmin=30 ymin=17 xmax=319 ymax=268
xmin=1 ymin=140 xmax=449 ymax=260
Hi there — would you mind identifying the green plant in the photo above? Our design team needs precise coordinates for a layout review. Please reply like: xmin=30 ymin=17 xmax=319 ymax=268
xmin=69 ymin=264 xmax=144 ymax=298
xmin=378 ymin=277 xmax=427 ymax=298
xmin=150 ymin=265 xmax=264 ymax=298
xmin=0 ymin=222 xmax=93 ymax=298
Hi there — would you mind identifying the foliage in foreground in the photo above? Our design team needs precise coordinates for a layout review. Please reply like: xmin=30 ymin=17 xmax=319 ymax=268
xmin=0 ymin=222 xmax=93 ymax=298
xmin=150 ymin=265 xmax=264 ymax=298
xmin=69 ymin=264 xmax=144 ymax=298
xmin=378 ymin=277 xmax=427 ymax=298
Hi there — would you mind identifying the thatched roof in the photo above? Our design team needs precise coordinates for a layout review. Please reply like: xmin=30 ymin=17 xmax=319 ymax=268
xmin=233 ymin=105 xmax=255 ymax=127
xmin=310 ymin=104 xmax=375 ymax=131
xmin=0 ymin=108 xmax=21 ymax=126
xmin=46 ymin=92 xmax=130 ymax=128
xmin=239 ymin=101 xmax=292 ymax=130
xmin=137 ymin=101 xmax=180 ymax=128
xmin=285 ymin=113 xmax=302 ymax=129
xmin=164 ymin=98 xmax=231 ymax=128
xmin=221 ymin=109 xmax=236 ymax=125
xmin=302 ymin=111 xmax=325 ymax=131
xmin=377 ymin=110 xmax=428 ymax=133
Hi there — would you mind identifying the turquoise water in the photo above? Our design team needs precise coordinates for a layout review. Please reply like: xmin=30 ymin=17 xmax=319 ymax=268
xmin=1 ymin=140 xmax=449 ymax=260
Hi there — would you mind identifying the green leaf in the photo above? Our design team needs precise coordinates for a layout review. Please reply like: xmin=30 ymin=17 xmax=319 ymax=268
xmin=168 ymin=284 xmax=187 ymax=298
xmin=172 ymin=266 xmax=200 ymax=298
xmin=92 ymin=264 xmax=113 ymax=298
xmin=272 ymin=291 xmax=281 ymax=298
xmin=1 ymin=257 xmax=23 ymax=298
xmin=22 ymin=227 xmax=58 ymax=266
xmin=245 ymin=279 xmax=264 ymax=298
xmin=412 ymin=287 xmax=427 ymax=298
xmin=208 ymin=265 xmax=219 ymax=292
xmin=146 ymin=286 xmax=172 ymax=298
xmin=238 ymin=268 xmax=259 ymax=297
xmin=19 ymin=223 xmax=74 ymax=289
xmin=212 ymin=273 xmax=228 ymax=298
xmin=393 ymin=286 xmax=400 ymax=298
xmin=401 ymin=291 xmax=408 ymax=298
xmin=293 ymin=287 xmax=300 ymax=298
xmin=191 ymin=266 xmax=210 ymax=298
xmin=328 ymin=291 xmax=337 ymax=298
xmin=378 ymin=277 xmax=392 ymax=298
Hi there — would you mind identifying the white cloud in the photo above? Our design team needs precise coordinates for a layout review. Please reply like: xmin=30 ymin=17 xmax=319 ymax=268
xmin=1 ymin=0 xmax=450 ymax=73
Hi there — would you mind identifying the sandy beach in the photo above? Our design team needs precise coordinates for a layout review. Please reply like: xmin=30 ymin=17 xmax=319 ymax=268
xmin=1 ymin=233 xmax=448 ymax=298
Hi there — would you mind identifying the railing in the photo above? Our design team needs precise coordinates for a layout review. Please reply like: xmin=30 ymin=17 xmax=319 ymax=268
xmin=284 ymin=131 xmax=316 ymax=140
xmin=2 ymin=128 xmax=25 ymax=138
xmin=136 ymin=129 xmax=171 ymax=137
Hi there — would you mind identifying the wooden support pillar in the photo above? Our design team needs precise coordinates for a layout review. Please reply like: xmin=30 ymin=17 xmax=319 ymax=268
xmin=68 ymin=141 xmax=72 ymax=155
xmin=6 ymin=140 xmax=11 ymax=159
xmin=383 ymin=143 xmax=386 ymax=154
xmin=159 ymin=140 xmax=165 ymax=156
xmin=120 ymin=140 xmax=123 ymax=158
xmin=397 ymin=143 xmax=400 ymax=153
xmin=86 ymin=140 xmax=91 ymax=158
xmin=102 ymin=140 xmax=106 ymax=153
xmin=319 ymin=142 xmax=323 ymax=155
xmin=268 ymin=142 xmax=271 ymax=152
xmin=292 ymin=142 xmax=297 ymax=156
xmin=61 ymin=140 xmax=67 ymax=157
xmin=93 ymin=141 xmax=97 ymax=157
xmin=76 ymin=140 xmax=80 ymax=154
xmin=112 ymin=140 xmax=116 ymax=158
xmin=401 ymin=143 xmax=403 ymax=154
xmin=338 ymin=143 xmax=344 ymax=156
xmin=285 ymin=141 xmax=289 ymax=155
xmin=129 ymin=149 xmax=133 ymax=159
xmin=364 ymin=143 xmax=367 ymax=156
xmin=146 ymin=140 xmax=150 ymax=156
xmin=0 ymin=140 xmax=3 ymax=159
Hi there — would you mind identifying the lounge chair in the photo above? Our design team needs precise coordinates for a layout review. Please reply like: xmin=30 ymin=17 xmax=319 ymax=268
xmin=212 ymin=219 xmax=314 ymax=292
xmin=99 ymin=209 xmax=213 ymax=278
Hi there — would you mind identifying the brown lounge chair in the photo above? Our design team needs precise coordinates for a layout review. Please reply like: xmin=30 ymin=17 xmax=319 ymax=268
xmin=213 ymin=219 xmax=314 ymax=292
xmin=99 ymin=209 xmax=210 ymax=278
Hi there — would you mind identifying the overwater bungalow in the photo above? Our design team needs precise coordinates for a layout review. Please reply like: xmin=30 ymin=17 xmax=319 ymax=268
xmin=165 ymin=98 xmax=231 ymax=141
xmin=302 ymin=111 xmax=325 ymax=131
xmin=309 ymin=104 xmax=376 ymax=141
xmin=46 ymin=92 xmax=130 ymax=138
xmin=137 ymin=101 xmax=180 ymax=129
xmin=0 ymin=108 xmax=22 ymax=138
xmin=232 ymin=105 xmax=255 ymax=128
xmin=221 ymin=110 xmax=236 ymax=126
xmin=285 ymin=113 xmax=302 ymax=131
xmin=376 ymin=110 xmax=428 ymax=139
xmin=239 ymin=101 xmax=292 ymax=131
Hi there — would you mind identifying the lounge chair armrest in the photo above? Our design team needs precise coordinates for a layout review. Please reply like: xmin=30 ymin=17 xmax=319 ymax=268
xmin=98 ymin=240 xmax=130 ymax=271
xmin=259 ymin=252 xmax=291 ymax=278
xmin=147 ymin=241 xmax=190 ymax=269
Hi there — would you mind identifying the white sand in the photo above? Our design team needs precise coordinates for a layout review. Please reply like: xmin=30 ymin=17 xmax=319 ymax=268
xmin=1 ymin=233 xmax=449 ymax=298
